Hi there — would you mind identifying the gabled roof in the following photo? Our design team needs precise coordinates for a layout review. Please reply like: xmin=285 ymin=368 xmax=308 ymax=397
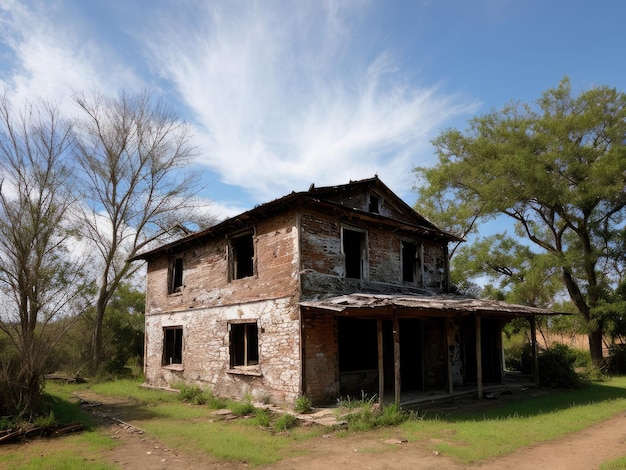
xmin=133 ymin=176 xmax=460 ymax=261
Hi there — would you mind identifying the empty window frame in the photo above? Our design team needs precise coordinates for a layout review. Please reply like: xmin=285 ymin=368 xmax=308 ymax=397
xmin=230 ymin=232 xmax=255 ymax=280
xmin=342 ymin=227 xmax=367 ymax=279
xmin=169 ymin=257 xmax=184 ymax=294
xmin=163 ymin=327 xmax=183 ymax=366
xmin=368 ymin=194 xmax=380 ymax=214
xmin=402 ymin=241 xmax=421 ymax=284
xmin=230 ymin=322 xmax=259 ymax=367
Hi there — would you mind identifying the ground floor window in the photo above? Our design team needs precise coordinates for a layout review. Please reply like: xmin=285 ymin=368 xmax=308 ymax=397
xmin=163 ymin=326 xmax=183 ymax=365
xmin=230 ymin=322 xmax=259 ymax=367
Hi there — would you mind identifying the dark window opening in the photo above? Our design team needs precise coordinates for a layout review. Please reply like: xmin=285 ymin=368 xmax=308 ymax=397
xmin=343 ymin=228 xmax=365 ymax=279
xmin=169 ymin=257 xmax=183 ymax=294
xmin=369 ymin=195 xmax=380 ymax=214
xmin=163 ymin=327 xmax=183 ymax=365
xmin=402 ymin=241 xmax=418 ymax=283
xmin=230 ymin=323 xmax=259 ymax=367
xmin=231 ymin=233 xmax=254 ymax=280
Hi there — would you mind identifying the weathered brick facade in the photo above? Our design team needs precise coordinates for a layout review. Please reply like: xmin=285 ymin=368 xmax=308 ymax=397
xmin=138 ymin=177 xmax=457 ymax=406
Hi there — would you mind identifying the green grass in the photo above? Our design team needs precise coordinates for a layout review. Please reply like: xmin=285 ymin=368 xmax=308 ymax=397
xmin=26 ymin=376 xmax=626 ymax=467
xmin=46 ymin=379 xmax=319 ymax=466
xmin=0 ymin=431 xmax=118 ymax=470
xmin=601 ymin=456 xmax=626 ymax=469
xmin=402 ymin=377 xmax=626 ymax=464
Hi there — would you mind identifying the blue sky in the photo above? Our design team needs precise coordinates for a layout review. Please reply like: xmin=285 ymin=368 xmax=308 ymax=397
xmin=1 ymin=0 xmax=624 ymax=220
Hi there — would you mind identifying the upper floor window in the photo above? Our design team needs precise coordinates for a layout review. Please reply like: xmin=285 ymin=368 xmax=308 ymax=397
xmin=402 ymin=241 xmax=421 ymax=284
xmin=229 ymin=231 xmax=255 ymax=280
xmin=342 ymin=227 xmax=367 ymax=279
xmin=368 ymin=194 xmax=380 ymax=214
xmin=169 ymin=257 xmax=183 ymax=294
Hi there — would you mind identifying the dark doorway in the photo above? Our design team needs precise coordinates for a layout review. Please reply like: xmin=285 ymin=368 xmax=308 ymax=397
xmin=399 ymin=319 xmax=423 ymax=391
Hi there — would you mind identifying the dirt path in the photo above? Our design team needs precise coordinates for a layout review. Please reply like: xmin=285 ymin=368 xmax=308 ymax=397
xmin=5 ymin=392 xmax=625 ymax=469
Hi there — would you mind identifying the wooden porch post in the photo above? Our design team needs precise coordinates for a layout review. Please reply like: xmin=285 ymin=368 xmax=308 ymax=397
xmin=530 ymin=315 xmax=539 ymax=386
xmin=446 ymin=318 xmax=454 ymax=395
xmin=393 ymin=313 xmax=401 ymax=407
xmin=377 ymin=319 xmax=384 ymax=408
xmin=476 ymin=314 xmax=483 ymax=400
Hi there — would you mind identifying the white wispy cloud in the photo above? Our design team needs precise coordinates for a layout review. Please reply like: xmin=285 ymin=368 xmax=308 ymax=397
xmin=142 ymin=0 xmax=479 ymax=202
xmin=0 ymin=0 xmax=142 ymax=113
xmin=0 ymin=0 xmax=479 ymax=207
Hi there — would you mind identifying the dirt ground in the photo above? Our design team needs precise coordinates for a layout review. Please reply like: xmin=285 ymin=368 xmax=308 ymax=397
xmin=3 ymin=391 xmax=626 ymax=469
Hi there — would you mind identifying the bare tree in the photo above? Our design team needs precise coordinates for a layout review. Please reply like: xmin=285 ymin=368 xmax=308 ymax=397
xmin=73 ymin=90 xmax=202 ymax=368
xmin=0 ymin=93 xmax=90 ymax=420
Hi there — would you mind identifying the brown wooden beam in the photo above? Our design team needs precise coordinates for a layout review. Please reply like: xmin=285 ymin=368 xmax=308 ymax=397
xmin=393 ymin=313 xmax=401 ymax=407
xmin=530 ymin=316 xmax=539 ymax=386
xmin=476 ymin=314 xmax=483 ymax=400
xmin=377 ymin=319 xmax=384 ymax=408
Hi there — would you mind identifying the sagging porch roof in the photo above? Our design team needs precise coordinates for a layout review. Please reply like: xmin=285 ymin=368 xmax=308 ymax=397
xmin=300 ymin=292 xmax=559 ymax=319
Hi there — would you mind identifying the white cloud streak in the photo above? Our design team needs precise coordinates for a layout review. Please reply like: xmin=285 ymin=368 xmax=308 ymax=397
xmin=0 ymin=0 xmax=479 ymax=207
xmin=0 ymin=0 xmax=142 ymax=114
xmin=142 ymin=0 xmax=479 ymax=201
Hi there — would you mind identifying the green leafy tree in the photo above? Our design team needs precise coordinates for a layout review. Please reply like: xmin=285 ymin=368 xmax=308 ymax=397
xmin=415 ymin=78 xmax=626 ymax=365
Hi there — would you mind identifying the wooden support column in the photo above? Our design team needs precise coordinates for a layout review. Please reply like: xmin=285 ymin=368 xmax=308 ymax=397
xmin=446 ymin=318 xmax=454 ymax=395
xmin=476 ymin=314 xmax=483 ymax=400
xmin=530 ymin=316 xmax=539 ymax=386
xmin=377 ymin=319 xmax=384 ymax=408
xmin=393 ymin=313 xmax=401 ymax=407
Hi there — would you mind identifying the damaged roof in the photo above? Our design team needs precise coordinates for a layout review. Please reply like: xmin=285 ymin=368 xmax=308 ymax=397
xmin=300 ymin=292 xmax=559 ymax=318
xmin=133 ymin=176 xmax=460 ymax=261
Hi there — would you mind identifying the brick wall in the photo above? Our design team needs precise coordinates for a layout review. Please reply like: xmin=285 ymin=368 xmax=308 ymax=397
xmin=302 ymin=310 xmax=339 ymax=404
xmin=145 ymin=211 xmax=300 ymax=315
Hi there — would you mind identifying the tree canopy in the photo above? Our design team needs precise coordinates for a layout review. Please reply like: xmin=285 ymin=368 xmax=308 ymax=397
xmin=415 ymin=77 xmax=626 ymax=365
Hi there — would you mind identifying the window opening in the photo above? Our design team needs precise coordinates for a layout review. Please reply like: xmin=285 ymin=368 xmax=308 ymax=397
xmin=169 ymin=257 xmax=183 ymax=294
xmin=163 ymin=327 xmax=183 ymax=365
xmin=231 ymin=233 xmax=254 ymax=280
xmin=402 ymin=241 xmax=418 ymax=283
xmin=343 ymin=228 xmax=366 ymax=279
xmin=230 ymin=323 xmax=259 ymax=367
xmin=369 ymin=195 xmax=380 ymax=214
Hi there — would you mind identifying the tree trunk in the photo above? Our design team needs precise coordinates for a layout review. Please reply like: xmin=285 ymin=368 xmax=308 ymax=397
xmin=588 ymin=328 xmax=604 ymax=368
xmin=91 ymin=300 xmax=107 ymax=369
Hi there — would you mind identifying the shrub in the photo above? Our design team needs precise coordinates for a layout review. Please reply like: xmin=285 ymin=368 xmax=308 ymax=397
xmin=175 ymin=382 xmax=207 ymax=405
xmin=274 ymin=413 xmax=297 ymax=431
xmin=608 ymin=344 xmax=626 ymax=374
xmin=538 ymin=343 xmax=584 ymax=388
xmin=343 ymin=399 xmax=410 ymax=432
xmin=230 ymin=399 xmax=255 ymax=416
xmin=33 ymin=411 xmax=56 ymax=428
xmin=504 ymin=335 xmax=532 ymax=373
xmin=294 ymin=395 xmax=312 ymax=414
xmin=254 ymin=408 xmax=272 ymax=427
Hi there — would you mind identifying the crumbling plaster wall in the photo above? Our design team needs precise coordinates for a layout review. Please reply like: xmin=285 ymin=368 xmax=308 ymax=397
xmin=145 ymin=297 xmax=301 ymax=403
xmin=299 ymin=210 xmax=448 ymax=298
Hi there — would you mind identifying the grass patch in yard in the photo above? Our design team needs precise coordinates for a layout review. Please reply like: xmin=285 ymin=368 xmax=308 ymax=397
xmin=601 ymin=456 xmax=626 ymax=469
xmin=402 ymin=376 xmax=626 ymax=464
xmin=0 ymin=431 xmax=118 ymax=470
xmin=141 ymin=418 xmax=315 ymax=465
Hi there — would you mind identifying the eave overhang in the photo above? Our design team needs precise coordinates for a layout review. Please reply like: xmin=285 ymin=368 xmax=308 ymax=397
xmin=299 ymin=293 xmax=562 ymax=320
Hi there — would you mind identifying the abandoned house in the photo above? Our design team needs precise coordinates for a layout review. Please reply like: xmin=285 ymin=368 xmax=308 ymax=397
xmin=135 ymin=176 xmax=551 ymax=406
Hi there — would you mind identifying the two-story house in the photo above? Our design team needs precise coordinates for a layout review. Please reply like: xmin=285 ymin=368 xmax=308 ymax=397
xmin=135 ymin=177 xmax=550 ymax=406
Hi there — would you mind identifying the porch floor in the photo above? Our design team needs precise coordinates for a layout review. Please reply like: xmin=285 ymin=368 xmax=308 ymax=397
xmin=299 ymin=372 xmax=537 ymax=427
xmin=386 ymin=371 xmax=536 ymax=409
